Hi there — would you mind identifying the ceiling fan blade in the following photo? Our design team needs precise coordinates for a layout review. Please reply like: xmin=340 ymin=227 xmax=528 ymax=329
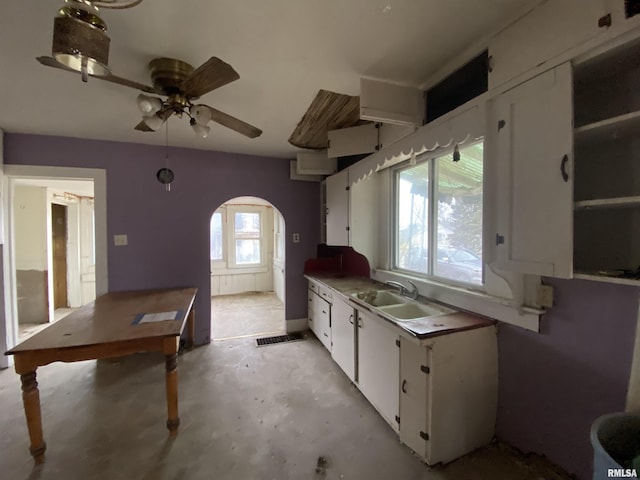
xmin=134 ymin=120 xmax=155 ymax=132
xmin=101 ymin=74 xmax=157 ymax=94
xmin=37 ymin=55 xmax=77 ymax=73
xmin=204 ymin=105 xmax=262 ymax=139
xmin=181 ymin=57 xmax=240 ymax=99
xmin=37 ymin=56 xmax=157 ymax=94
xmin=134 ymin=107 xmax=173 ymax=132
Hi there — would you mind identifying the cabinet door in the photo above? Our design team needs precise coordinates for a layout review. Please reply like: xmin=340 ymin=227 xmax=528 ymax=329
xmin=315 ymin=296 xmax=332 ymax=350
xmin=327 ymin=124 xmax=378 ymax=158
xmin=489 ymin=0 xmax=609 ymax=89
xmin=326 ymin=169 xmax=350 ymax=246
xmin=493 ymin=62 xmax=574 ymax=278
xmin=307 ymin=289 xmax=315 ymax=333
xmin=330 ymin=297 xmax=356 ymax=381
xmin=399 ymin=337 xmax=430 ymax=461
xmin=357 ymin=309 xmax=400 ymax=432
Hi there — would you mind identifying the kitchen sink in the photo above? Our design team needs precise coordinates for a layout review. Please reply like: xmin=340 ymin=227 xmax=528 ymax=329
xmin=352 ymin=290 xmax=406 ymax=307
xmin=377 ymin=302 xmax=453 ymax=320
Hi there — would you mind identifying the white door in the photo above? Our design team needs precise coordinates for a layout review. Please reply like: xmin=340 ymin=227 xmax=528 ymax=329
xmin=330 ymin=296 xmax=355 ymax=381
xmin=492 ymin=62 xmax=574 ymax=278
xmin=325 ymin=169 xmax=349 ymax=246
xmin=357 ymin=309 xmax=399 ymax=432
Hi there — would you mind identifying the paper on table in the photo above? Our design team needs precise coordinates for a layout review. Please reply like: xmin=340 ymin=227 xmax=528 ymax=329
xmin=138 ymin=311 xmax=179 ymax=324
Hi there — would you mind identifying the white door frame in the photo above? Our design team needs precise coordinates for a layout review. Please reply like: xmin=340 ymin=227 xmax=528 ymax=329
xmin=0 ymin=165 xmax=107 ymax=368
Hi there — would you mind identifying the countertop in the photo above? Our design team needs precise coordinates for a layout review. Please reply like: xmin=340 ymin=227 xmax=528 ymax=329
xmin=304 ymin=273 xmax=495 ymax=342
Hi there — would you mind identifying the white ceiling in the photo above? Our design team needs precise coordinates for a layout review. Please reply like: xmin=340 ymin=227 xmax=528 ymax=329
xmin=0 ymin=0 xmax=536 ymax=159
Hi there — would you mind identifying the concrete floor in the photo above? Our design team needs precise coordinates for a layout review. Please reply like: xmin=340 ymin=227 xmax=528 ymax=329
xmin=211 ymin=292 xmax=284 ymax=340
xmin=0 ymin=332 xmax=572 ymax=480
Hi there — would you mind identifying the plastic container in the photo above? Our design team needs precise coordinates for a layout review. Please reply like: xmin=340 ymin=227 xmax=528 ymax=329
xmin=591 ymin=412 xmax=640 ymax=480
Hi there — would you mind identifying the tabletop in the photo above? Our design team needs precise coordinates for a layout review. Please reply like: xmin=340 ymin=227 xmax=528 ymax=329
xmin=6 ymin=287 xmax=197 ymax=355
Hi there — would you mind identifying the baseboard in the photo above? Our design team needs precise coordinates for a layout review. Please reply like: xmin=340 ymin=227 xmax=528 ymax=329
xmin=285 ymin=317 xmax=308 ymax=333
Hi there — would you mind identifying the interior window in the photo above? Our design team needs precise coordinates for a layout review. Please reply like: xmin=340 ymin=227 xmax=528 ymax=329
xmin=210 ymin=211 xmax=223 ymax=260
xmin=234 ymin=212 xmax=261 ymax=265
xmin=394 ymin=141 xmax=483 ymax=286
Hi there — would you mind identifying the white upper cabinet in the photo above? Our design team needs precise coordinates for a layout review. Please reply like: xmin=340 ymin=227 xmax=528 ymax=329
xmin=327 ymin=124 xmax=378 ymax=158
xmin=325 ymin=169 xmax=350 ymax=246
xmin=489 ymin=0 xmax=610 ymax=89
xmin=360 ymin=78 xmax=424 ymax=126
xmin=492 ymin=62 xmax=574 ymax=278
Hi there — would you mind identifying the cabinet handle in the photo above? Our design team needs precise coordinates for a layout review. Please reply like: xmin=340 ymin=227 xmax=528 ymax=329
xmin=349 ymin=314 xmax=354 ymax=325
xmin=309 ymin=317 xmax=313 ymax=322
xmin=401 ymin=380 xmax=407 ymax=394
xmin=358 ymin=318 xmax=363 ymax=328
xmin=323 ymin=333 xmax=328 ymax=338
xmin=560 ymin=154 xmax=569 ymax=182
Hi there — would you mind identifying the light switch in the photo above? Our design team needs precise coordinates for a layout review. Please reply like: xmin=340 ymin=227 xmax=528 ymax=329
xmin=114 ymin=234 xmax=128 ymax=246
xmin=292 ymin=233 xmax=300 ymax=243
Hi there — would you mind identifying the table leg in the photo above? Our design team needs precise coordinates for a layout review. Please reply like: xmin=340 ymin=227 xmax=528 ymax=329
xmin=20 ymin=371 xmax=47 ymax=464
xmin=186 ymin=308 xmax=195 ymax=350
xmin=165 ymin=353 xmax=180 ymax=436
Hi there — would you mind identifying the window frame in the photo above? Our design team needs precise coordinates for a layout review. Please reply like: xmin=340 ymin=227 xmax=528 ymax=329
xmin=392 ymin=140 xmax=484 ymax=289
xmin=210 ymin=205 xmax=270 ymax=274
xmin=210 ymin=210 xmax=224 ymax=263
xmin=227 ymin=205 xmax=268 ymax=270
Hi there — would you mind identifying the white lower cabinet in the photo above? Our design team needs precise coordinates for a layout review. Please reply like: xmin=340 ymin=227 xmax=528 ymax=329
xmin=330 ymin=296 xmax=356 ymax=381
xmin=356 ymin=308 xmax=400 ymax=433
xmin=399 ymin=326 xmax=498 ymax=465
xmin=308 ymin=285 xmax=331 ymax=350
xmin=306 ymin=281 xmax=498 ymax=465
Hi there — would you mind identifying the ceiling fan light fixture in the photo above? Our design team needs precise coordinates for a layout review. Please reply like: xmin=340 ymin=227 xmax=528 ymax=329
xmin=142 ymin=114 xmax=165 ymax=131
xmin=189 ymin=105 xmax=212 ymax=126
xmin=190 ymin=118 xmax=210 ymax=138
xmin=52 ymin=1 xmax=111 ymax=80
xmin=136 ymin=94 xmax=163 ymax=114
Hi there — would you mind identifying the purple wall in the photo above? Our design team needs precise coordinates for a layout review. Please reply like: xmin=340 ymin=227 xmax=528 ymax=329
xmin=497 ymin=277 xmax=639 ymax=479
xmin=5 ymin=134 xmax=320 ymax=344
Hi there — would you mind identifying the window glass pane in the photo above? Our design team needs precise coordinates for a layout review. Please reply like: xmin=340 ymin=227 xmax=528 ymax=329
xmin=235 ymin=212 xmax=260 ymax=239
xmin=235 ymin=239 xmax=261 ymax=264
xmin=396 ymin=162 xmax=429 ymax=274
xmin=434 ymin=143 xmax=483 ymax=285
xmin=210 ymin=212 xmax=223 ymax=260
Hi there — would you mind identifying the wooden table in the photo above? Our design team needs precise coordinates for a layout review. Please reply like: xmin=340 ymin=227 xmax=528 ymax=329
xmin=4 ymin=287 xmax=197 ymax=464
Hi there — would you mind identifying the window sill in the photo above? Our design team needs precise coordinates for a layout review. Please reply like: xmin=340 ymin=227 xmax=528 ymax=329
xmin=372 ymin=269 xmax=542 ymax=332
xmin=211 ymin=266 xmax=269 ymax=276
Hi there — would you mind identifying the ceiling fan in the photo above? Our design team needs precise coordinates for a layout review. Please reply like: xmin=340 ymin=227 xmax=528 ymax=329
xmin=36 ymin=0 xmax=262 ymax=139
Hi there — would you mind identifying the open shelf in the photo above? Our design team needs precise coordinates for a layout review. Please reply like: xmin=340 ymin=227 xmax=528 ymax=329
xmin=574 ymin=110 xmax=640 ymax=143
xmin=574 ymin=196 xmax=640 ymax=210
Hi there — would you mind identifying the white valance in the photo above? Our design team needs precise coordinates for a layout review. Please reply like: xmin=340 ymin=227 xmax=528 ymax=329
xmin=350 ymin=103 xmax=485 ymax=185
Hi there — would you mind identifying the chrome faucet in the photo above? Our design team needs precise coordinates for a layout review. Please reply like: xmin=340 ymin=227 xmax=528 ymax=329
xmin=385 ymin=280 xmax=419 ymax=300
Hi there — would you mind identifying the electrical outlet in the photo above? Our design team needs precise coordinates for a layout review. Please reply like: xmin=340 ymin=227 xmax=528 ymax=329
xmin=114 ymin=234 xmax=128 ymax=246
xmin=292 ymin=233 xmax=300 ymax=243
xmin=536 ymin=284 xmax=554 ymax=308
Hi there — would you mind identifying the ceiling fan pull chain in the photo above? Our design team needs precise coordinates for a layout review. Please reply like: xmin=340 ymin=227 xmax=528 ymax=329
xmin=165 ymin=121 xmax=171 ymax=192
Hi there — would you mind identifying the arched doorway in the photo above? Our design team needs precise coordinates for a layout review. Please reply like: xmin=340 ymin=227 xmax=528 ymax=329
xmin=209 ymin=196 xmax=286 ymax=340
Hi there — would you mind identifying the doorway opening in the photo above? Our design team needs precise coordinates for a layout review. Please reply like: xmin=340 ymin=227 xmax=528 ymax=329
xmin=12 ymin=178 xmax=96 ymax=341
xmin=210 ymin=196 xmax=286 ymax=340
